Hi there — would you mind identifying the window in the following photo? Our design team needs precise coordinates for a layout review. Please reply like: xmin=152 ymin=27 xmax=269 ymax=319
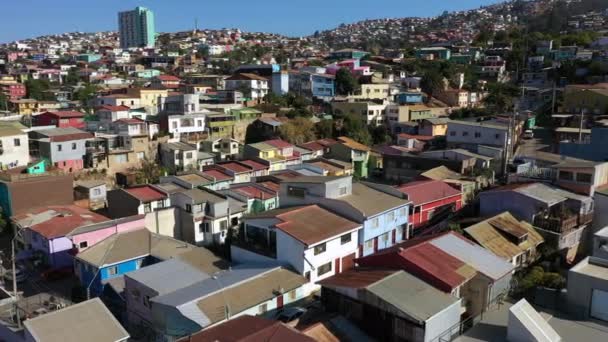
xmin=288 ymin=289 xmax=297 ymax=301
xmin=387 ymin=211 xmax=395 ymax=221
xmin=93 ymin=188 xmax=101 ymax=196
xmin=317 ymin=262 xmax=332 ymax=277
xmin=495 ymin=134 xmax=500 ymax=139
xmin=559 ymin=171 xmax=574 ymax=181
xmin=314 ymin=243 xmax=326 ymax=255
xmin=186 ymin=204 xmax=192 ymax=213
xmin=339 ymin=187 xmax=348 ymax=196
xmin=13 ymin=138 xmax=20 ymax=147
xmin=450 ymin=131 xmax=456 ymax=136
xmin=143 ymin=202 xmax=152 ymax=213
xmin=371 ymin=217 xmax=379 ymax=228
xmin=143 ymin=295 xmax=150 ymax=308
xmin=576 ymin=173 xmax=592 ymax=183
xmin=172 ymin=121 xmax=178 ymax=129
xmin=199 ymin=222 xmax=210 ymax=233
xmin=462 ymin=132 xmax=469 ymax=136
xmin=474 ymin=132 xmax=481 ymax=138
xmin=79 ymin=241 xmax=88 ymax=248
xmin=57 ymin=144 xmax=63 ymax=152
xmin=220 ymin=220 xmax=228 ymax=230
xmin=287 ymin=186 xmax=306 ymax=198
xmin=108 ymin=266 xmax=118 ymax=276
xmin=185 ymin=152 xmax=193 ymax=159
xmin=341 ymin=233 xmax=352 ymax=245
xmin=72 ymin=142 xmax=77 ymax=150
xmin=365 ymin=239 xmax=374 ymax=249
xmin=305 ymin=271 xmax=311 ymax=281
xmin=382 ymin=232 xmax=389 ymax=243
xmin=136 ymin=152 xmax=145 ymax=160
xmin=400 ymin=207 xmax=407 ymax=216
xmin=115 ymin=154 xmax=128 ymax=163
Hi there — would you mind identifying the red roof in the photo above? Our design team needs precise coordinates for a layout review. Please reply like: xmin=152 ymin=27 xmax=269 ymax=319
xmin=265 ymin=139 xmax=293 ymax=149
xmin=356 ymin=242 xmax=474 ymax=292
xmin=14 ymin=205 xmax=109 ymax=239
xmin=98 ymin=105 xmax=130 ymax=112
xmin=298 ymin=141 xmax=325 ymax=152
xmin=232 ymin=185 xmax=276 ymax=199
xmin=240 ymin=159 xmax=269 ymax=171
xmin=317 ymin=269 xmax=397 ymax=289
xmin=316 ymin=138 xmax=339 ymax=147
xmin=157 ymin=75 xmax=181 ymax=81
xmin=396 ymin=180 xmax=461 ymax=206
xmin=115 ymin=118 xmax=145 ymax=124
xmin=42 ymin=111 xmax=85 ymax=118
xmin=201 ymin=169 xmax=233 ymax=182
xmin=124 ymin=186 xmax=168 ymax=202
xmin=217 ymin=162 xmax=252 ymax=174
xmin=257 ymin=181 xmax=280 ymax=193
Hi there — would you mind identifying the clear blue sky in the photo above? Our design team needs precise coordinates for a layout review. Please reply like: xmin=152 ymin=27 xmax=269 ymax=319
xmin=1 ymin=0 xmax=503 ymax=43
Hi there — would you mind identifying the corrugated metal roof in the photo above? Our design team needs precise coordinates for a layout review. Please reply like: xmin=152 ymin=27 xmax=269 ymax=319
xmin=340 ymin=183 xmax=409 ymax=217
xmin=127 ymin=258 xmax=211 ymax=295
xmin=367 ymin=271 xmax=460 ymax=323
xmin=462 ymin=213 xmax=542 ymax=268
xmin=396 ymin=179 xmax=461 ymax=206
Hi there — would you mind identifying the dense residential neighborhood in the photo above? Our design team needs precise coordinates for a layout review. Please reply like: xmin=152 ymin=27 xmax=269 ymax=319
xmin=0 ymin=0 xmax=607 ymax=341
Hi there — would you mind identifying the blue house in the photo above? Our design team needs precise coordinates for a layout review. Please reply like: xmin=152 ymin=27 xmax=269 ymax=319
xmin=288 ymin=71 xmax=335 ymax=99
xmin=74 ymin=229 xmax=203 ymax=296
xmin=395 ymin=91 xmax=424 ymax=105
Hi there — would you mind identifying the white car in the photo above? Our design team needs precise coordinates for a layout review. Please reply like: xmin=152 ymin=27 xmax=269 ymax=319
xmin=523 ymin=130 xmax=534 ymax=139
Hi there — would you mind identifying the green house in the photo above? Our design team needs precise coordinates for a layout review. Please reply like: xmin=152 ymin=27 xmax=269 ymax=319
xmin=26 ymin=160 xmax=47 ymax=174
xmin=230 ymin=108 xmax=262 ymax=121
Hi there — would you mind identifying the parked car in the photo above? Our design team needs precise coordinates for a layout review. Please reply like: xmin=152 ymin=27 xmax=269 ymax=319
xmin=41 ymin=266 xmax=73 ymax=281
xmin=3 ymin=266 xmax=28 ymax=283
xmin=275 ymin=307 xmax=307 ymax=323
xmin=523 ymin=130 xmax=534 ymax=139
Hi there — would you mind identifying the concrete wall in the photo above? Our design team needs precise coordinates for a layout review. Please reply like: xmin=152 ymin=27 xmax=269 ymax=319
xmin=425 ymin=298 xmax=462 ymax=342
xmin=0 ymin=132 xmax=29 ymax=169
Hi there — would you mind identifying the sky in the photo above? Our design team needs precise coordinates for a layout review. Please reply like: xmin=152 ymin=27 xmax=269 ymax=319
xmin=1 ymin=0 xmax=503 ymax=43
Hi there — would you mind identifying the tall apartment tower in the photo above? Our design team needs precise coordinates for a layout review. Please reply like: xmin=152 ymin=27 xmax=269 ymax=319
xmin=118 ymin=6 xmax=155 ymax=49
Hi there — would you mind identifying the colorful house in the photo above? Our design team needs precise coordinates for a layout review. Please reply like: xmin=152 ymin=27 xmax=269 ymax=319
xmin=243 ymin=139 xmax=301 ymax=172
xmin=222 ymin=183 xmax=279 ymax=214
xmin=396 ymin=179 xmax=463 ymax=229
xmin=28 ymin=127 xmax=93 ymax=172
xmin=328 ymin=137 xmax=371 ymax=178
xmin=12 ymin=205 xmax=109 ymax=268
xmin=34 ymin=111 xmax=86 ymax=129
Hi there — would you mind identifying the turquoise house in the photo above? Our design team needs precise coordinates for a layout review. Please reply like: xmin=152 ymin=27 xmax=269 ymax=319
xmin=26 ymin=160 xmax=47 ymax=174
xmin=77 ymin=53 xmax=102 ymax=63
xmin=222 ymin=184 xmax=279 ymax=214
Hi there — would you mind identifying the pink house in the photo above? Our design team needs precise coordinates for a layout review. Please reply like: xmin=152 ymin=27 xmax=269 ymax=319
xmin=67 ymin=214 xmax=146 ymax=253
xmin=325 ymin=59 xmax=372 ymax=76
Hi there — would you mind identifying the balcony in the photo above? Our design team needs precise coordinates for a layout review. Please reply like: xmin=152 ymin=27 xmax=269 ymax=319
xmin=533 ymin=211 xmax=592 ymax=234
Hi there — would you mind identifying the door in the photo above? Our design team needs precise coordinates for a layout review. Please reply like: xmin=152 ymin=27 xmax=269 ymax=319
xmin=373 ymin=237 xmax=378 ymax=253
xmin=591 ymin=289 xmax=608 ymax=321
xmin=277 ymin=295 xmax=284 ymax=310
xmin=341 ymin=253 xmax=356 ymax=271
xmin=335 ymin=258 xmax=341 ymax=274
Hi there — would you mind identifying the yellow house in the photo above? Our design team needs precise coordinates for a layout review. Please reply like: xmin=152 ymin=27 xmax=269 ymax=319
xmin=353 ymin=83 xmax=391 ymax=100
xmin=126 ymin=88 xmax=169 ymax=109
xmin=9 ymin=99 xmax=38 ymax=115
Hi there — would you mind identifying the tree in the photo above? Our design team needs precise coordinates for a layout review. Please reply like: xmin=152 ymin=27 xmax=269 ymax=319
xmin=25 ymin=79 xmax=53 ymax=101
xmin=278 ymin=117 xmax=317 ymax=145
xmin=74 ymin=84 xmax=100 ymax=112
xmin=65 ymin=67 xmax=80 ymax=86
xmin=316 ymin=119 xmax=334 ymax=139
xmin=484 ymin=83 xmax=520 ymax=112
xmin=338 ymin=113 xmax=371 ymax=146
xmin=335 ymin=68 xmax=359 ymax=96
xmin=0 ymin=92 xmax=8 ymax=111
xmin=420 ymin=70 xmax=444 ymax=102
xmin=133 ymin=157 xmax=166 ymax=184
xmin=369 ymin=125 xmax=392 ymax=145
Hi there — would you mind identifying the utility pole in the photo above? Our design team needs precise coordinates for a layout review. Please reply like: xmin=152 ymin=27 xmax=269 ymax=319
xmin=579 ymin=108 xmax=585 ymax=144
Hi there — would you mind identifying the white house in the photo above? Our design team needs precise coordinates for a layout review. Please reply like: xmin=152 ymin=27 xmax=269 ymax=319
xmin=225 ymin=73 xmax=269 ymax=100
xmin=0 ymin=123 xmax=29 ymax=169
xmin=232 ymin=204 xmax=363 ymax=294
xmin=167 ymin=113 xmax=207 ymax=141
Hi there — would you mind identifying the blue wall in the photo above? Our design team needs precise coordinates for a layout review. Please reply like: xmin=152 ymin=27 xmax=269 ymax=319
xmin=311 ymin=75 xmax=335 ymax=98
xmin=77 ymin=256 xmax=149 ymax=296
xmin=396 ymin=92 xmax=424 ymax=105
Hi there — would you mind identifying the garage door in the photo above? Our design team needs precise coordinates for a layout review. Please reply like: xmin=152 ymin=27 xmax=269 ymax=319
xmin=591 ymin=289 xmax=608 ymax=321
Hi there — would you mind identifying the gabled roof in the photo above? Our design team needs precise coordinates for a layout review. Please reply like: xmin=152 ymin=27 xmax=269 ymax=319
xmin=231 ymin=184 xmax=277 ymax=199
xmin=240 ymin=159 xmax=269 ymax=171
xmin=298 ymin=141 xmax=325 ymax=152
xmin=76 ymin=228 xmax=203 ymax=268
xmin=226 ymin=73 xmax=269 ymax=81
xmin=23 ymin=298 xmax=129 ymax=342
xmin=265 ymin=139 xmax=294 ymax=149
xmin=201 ymin=169 xmax=234 ymax=182
xmin=13 ymin=205 xmax=109 ymax=239
xmin=247 ymin=205 xmax=361 ymax=246
xmin=465 ymin=212 xmax=544 ymax=261
xmin=157 ymin=75 xmax=181 ymax=81
xmin=32 ymin=127 xmax=93 ymax=142
xmin=217 ymin=161 xmax=253 ymax=174
xmin=339 ymin=183 xmax=409 ymax=217
xmin=97 ymin=105 xmax=130 ymax=112
xmin=396 ymin=180 xmax=461 ymax=206
xmin=123 ymin=185 xmax=168 ymax=202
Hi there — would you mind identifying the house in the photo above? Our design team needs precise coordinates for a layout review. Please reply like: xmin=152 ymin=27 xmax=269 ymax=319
xmin=446 ymin=120 xmax=511 ymax=158
xmin=74 ymin=180 xmax=107 ymax=210
xmin=206 ymin=113 xmax=236 ymax=140
xmin=0 ymin=169 xmax=74 ymax=217
xmin=201 ymin=166 xmax=235 ymax=190
xmin=166 ymin=112 xmax=207 ymax=141
xmin=418 ymin=166 xmax=480 ymax=204
xmin=169 ymin=187 xmax=245 ymax=246
xmin=221 ymin=183 xmax=279 ymax=214
xmin=225 ymin=73 xmax=269 ymax=100
xmin=232 ymin=204 xmax=362 ymax=293
xmin=416 ymin=47 xmax=452 ymax=60
xmin=357 ymin=231 xmax=514 ymax=317
xmin=567 ymin=227 xmax=608 ymax=322
xmin=328 ymin=137 xmax=370 ymax=178
xmin=152 ymin=75 xmax=181 ymax=89
xmin=125 ymin=264 xmax=307 ymax=341
xmin=563 ymin=84 xmax=608 ymax=115
xmin=107 ymin=185 xmax=170 ymax=219
xmin=421 ymin=149 xmax=495 ymax=171
xmin=507 ymin=299 xmax=562 ymax=342
xmin=0 ymin=122 xmax=30 ymax=169
xmin=279 ymin=176 xmax=411 ymax=257
xmin=319 ymin=269 xmax=461 ymax=342
xmin=215 ymin=161 xmax=258 ymax=184
xmin=159 ymin=141 xmax=198 ymax=172
xmin=74 ymin=228 xmax=222 ymax=296
xmin=239 ymin=159 xmax=270 ymax=177
xmin=84 ymin=132 xmax=150 ymax=174
xmin=288 ymin=71 xmax=335 ymax=99
xmin=304 ymin=158 xmax=353 ymax=176
xmin=33 ymin=111 xmax=86 ymax=129
xmin=328 ymin=48 xmax=369 ymax=60
xmin=92 ymin=94 xmax=141 ymax=109
xmin=243 ymin=139 xmax=301 ymax=172
xmin=29 ymin=128 xmax=93 ymax=172
xmin=176 ymin=315 xmax=315 ymax=342
xmin=419 ymin=118 xmax=449 ymax=136
xmin=23 ymin=298 xmax=129 ymax=342
xmin=94 ymin=105 xmax=131 ymax=122
xmin=464 ymin=212 xmax=545 ymax=269
xmin=200 ymin=137 xmax=240 ymax=161
xmin=559 ymin=127 xmax=608 ymax=168
xmin=395 ymin=180 xmax=462 ymax=230
xmin=12 ymin=205 xmax=109 ymax=268
xmin=479 ymin=183 xmax=593 ymax=255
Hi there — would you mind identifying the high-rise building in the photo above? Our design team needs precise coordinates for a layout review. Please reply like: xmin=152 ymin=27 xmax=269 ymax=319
xmin=118 ymin=6 xmax=155 ymax=49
